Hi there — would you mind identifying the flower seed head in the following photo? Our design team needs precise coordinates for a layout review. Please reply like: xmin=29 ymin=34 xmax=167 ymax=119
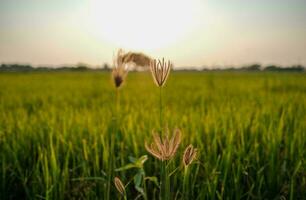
xmin=112 ymin=49 xmax=128 ymax=88
xmin=150 ymin=58 xmax=172 ymax=87
xmin=145 ymin=128 xmax=181 ymax=161
xmin=183 ymin=144 xmax=198 ymax=167
xmin=122 ymin=52 xmax=152 ymax=67
xmin=114 ymin=177 xmax=125 ymax=196
xmin=113 ymin=73 xmax=124 ymax=88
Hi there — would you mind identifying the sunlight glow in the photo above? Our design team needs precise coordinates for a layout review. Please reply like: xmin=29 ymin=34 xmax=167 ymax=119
xmin=89 ymin=0 xmax=199 ymax=51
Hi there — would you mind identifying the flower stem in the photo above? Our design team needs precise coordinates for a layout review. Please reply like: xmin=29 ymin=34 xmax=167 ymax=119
xmin=116 ymin=88 xmax=120 ymax=117
xmin=160 ymin=161 xmax=170 ymax=200
xmin=165 ymin=161 xmax=170 ymax=200
xmin=160 ymin=161 xmax=166 ymax=200
xmin=159 ymin=87 xmax=168 ymax=200
xmin=159 ymin=86 xmax=162 ymax=135
xmin=143 ymin=175 xmax=148 ymax=200
xmin=183 ymin=166 xmax=190 ymax=199
xmin=106 ymin=88 xmax=120 ymax=200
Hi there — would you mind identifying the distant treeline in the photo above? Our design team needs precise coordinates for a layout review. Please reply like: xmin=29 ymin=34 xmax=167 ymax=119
xmin=200 ymin=64 xmax=305 ymax=72
xmin=0 ymin=63 xmax=305 ymax=72
xmin=0 ymin=63 xmax=111 ymax=72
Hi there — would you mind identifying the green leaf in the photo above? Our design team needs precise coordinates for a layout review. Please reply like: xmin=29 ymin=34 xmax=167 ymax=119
xmin=145 ymin=176 xmax=159 ymax=187
xmin=134 ymin=172 xmax=143 ymax=187
xmin=134 ymin=155 xmax=148 ymax=168
xmin=137 ymin=155 xmax=148 ymax=165
xmin=128 ymin=156 xmax=137 ymax=163
xmin=135 ymin=186 xmax=145 ymax=195
xmin=118 ymin=155 xmax=148 ymax=171
xmin=115 ymin=163 xmax=137 ymax=171
xmin=71 ymin=177 xmax=106 ymax=181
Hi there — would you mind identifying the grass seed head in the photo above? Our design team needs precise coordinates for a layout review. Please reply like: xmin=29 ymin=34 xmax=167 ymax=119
xmin=183 ymin=144 xmax=198 ymax=167
xmin=122 ymin=51 xmax=152 ymax=67
xmin=145 ymin=128 xmax=181 ymax=161
xmin=150 ymin=58 xmax=172 ymax=87
xmin=112 ymin=49 xmax=128 ymax=88
xmin=114 ymin=177 xmax=125 ymax=196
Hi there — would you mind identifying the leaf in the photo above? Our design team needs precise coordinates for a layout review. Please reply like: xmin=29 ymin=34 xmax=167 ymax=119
xmin=169 ymin=166 xmax=180 ymax=177
xmin=135 ymin=186 xmax=145 ymax=195
xmin=115 ymin=163 xmax=137 ymax=171
xmin=145 ymin=176 xmax=159 ymax=187
xmin=134 ymin=172 xmax=143 ymax=187
xmin=128 ymin=156 xmax=137 ymax=163
xmin=137 ymin=155 xmax=148 ymax=165
xmin=138 ymin=168 xmax=145 ymax=176
xmin=293 ymin=160 xmax=302 ymax=176
xmin=134 ymin=155 xmax=148 ymax=168
xmin=118 ymin=155 xmax=148 ymax=171
xmin=71 ymin=177 xmax=105 ymax=181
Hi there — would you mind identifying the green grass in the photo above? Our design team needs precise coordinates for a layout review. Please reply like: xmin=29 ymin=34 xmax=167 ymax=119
xmin=0 ymin=71 xmax=305 ymax=199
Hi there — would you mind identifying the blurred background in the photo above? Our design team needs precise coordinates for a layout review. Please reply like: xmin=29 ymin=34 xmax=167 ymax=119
xmin=1 ymin=0 xmax=306 ymax=69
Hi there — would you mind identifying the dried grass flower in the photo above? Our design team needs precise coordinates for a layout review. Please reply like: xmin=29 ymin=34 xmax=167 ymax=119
xmin=122 ymin=51 xmax=152 ymax=67
xmin=112 ymin=49 xmax=129 ymax=88
xmin=114 ymin=177 xmax=126 ymax=196
xmin=145 ymin=128 xmax=181 ymax=161
xmin=150 ymin=58 xmax=172 ymax=87
xmin=182 ymin=144 xmax=198 ymax=167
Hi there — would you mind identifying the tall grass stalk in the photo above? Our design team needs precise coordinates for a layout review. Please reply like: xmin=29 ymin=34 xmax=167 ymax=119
xmin=106 ymin=88 xmax=120 ymax=200
xmin=159 ymin=83 xmax=170 ymax=200
xmin=160 ymin=96 xmax=171 ymax=200
xmin=159 ymin=87 xmax=163 ymax=133
xmin=183 ymin=166 xmax=190 ymax=199
xmin=182 ymin=144 xmax=198 ymax=199
xmin=150 ymin=58 xmax=172 ymax=200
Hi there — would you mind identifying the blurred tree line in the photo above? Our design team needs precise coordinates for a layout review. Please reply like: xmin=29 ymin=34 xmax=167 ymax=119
xmin=0 ymin=63 xmax=111 ymax=72
xmin=0 ymin=63 xmax=304 ymax=72
xmin=201 ymin=64 xmax=305 ymax=72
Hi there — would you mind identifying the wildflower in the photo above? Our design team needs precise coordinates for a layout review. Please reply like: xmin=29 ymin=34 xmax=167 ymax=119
xmin=150 ymin=58 xmax=172 ymax=87
xmin=112 ymin=49 xmax=128 ymax=88
xmin=122 ymin=51 xmax=152 ymax=67
xmin=145 ymin=128 xmax=181 ymax=161
xmin=182 ymin=144 xmax=198 ymax=167
xmin=114 ymin=177 xmax=126 ymax=196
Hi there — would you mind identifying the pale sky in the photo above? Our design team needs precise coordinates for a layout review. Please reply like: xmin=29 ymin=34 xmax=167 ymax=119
xmin=0 ymin=0 xmax=306 ymax=68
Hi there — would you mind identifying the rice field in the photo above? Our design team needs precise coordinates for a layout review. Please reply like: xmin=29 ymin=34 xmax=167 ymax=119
xmin=0 ymin=71 xmax=305 ymax=199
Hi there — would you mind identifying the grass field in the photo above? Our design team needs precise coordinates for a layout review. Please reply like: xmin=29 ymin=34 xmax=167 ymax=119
xmin=0 ymin=72 xmax=305 ymax=199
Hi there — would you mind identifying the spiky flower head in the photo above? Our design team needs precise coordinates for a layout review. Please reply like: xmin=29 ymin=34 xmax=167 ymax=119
xmin=150 ymin=58 xmax=172 ymax=87
xmin=182 ymin=144 xmax=198 ymax=167
xmin=114 ymin=177 xmax=126 ymax=196
xmin=122 ymin=51 xmax=152 ymax=68
xmin=145 ymin=128 xmax=181 ymax=161
xmin=112 ymin=49 xmax=128 ymax=88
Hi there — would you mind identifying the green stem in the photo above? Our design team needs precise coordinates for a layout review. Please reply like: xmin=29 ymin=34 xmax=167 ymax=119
xmin=159 ymin=86 xmax=162 ymax=135
xmin=159 ymin=87 xmax=169 ymax=200
xmin=183 ymin=167 xmax=190 ymax=200
xmin=143 ymin=176 xmax=148 ymax=200
xmin=106 ymin=133 xmax=114 ymax=200
xmin=106 ymin=88 xmax=120 ymax=200
xmin=141 ymin=169 xmax=148 ymax=200
xmin=160 ymin=161 xmax=165 ymax=200
xmin=116 ymin=88 xmax=120 ymax=117
xmin=165 ymin=162 xmax=170 ymax=200
xmin=160 ymin=161 xmax=170 ymax=200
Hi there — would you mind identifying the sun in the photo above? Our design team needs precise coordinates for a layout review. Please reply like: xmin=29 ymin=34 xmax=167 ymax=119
xmin=89 ymin=0 xmax=198 ymax=51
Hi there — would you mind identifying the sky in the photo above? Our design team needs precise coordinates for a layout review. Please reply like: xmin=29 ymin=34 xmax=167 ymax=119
xmin=0 ymin=0 xmax=306 ymax=68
